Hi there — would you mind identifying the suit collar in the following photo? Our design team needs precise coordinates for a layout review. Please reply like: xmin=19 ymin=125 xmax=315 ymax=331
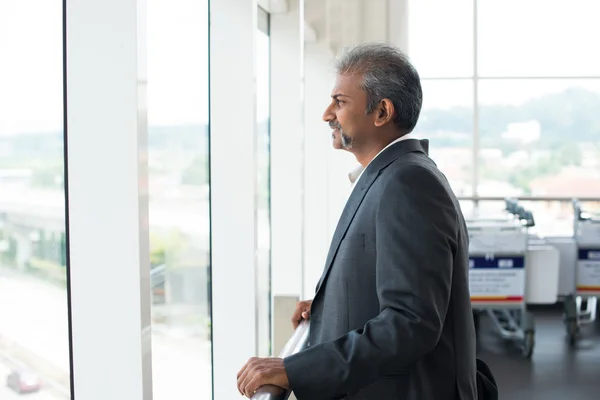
xmin=365 ymin=138 xmax=428 ymax=176
xmin=348 ymin=138 xmax=429 ymax=186
xmin=314 ymin=138 xmax=429 ymax=295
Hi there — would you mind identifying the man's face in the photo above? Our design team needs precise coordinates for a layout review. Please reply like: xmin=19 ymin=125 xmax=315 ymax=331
xmin=322 ymin=73 xmax=374 ymax=151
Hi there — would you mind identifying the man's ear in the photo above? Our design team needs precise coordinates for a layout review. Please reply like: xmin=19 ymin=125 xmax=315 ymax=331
xmin=373 ymin=99 xmax=395 ymax=127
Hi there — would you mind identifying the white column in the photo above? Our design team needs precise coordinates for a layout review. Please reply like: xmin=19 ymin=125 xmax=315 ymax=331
xmin=360 ymin=0 xmax=388 ymax=42
xmin=302 ymin=41 xmax=339 ymax=300
xmin=270 ymin=0 xmax=303 ymax=300
xmin=66 ymin=1 xmax=152 ymax=400
xmin=210 ymin=1 xmax=258 ymax=399
xmin=388 ymin=0 xmax=410 ymax=53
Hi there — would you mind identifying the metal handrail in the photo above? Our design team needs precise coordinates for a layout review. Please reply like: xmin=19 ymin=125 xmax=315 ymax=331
xmin=251 ymin=320 xmax=310 ymax=400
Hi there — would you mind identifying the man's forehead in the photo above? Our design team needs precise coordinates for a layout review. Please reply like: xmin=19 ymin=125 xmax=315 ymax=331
xmin=331 ymin=74 xmax=358 ymax=96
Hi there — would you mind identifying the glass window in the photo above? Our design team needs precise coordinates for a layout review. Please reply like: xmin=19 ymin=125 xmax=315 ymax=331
xmin=408 ymin=0 xmax=474 ymax=78
xmin=147 ymin=0 xmax=211 ymax=398
xmin=477 ymin=79 xmax=600 ymax=200
xmin=462 ymin=199 xmax=600 ymax=238
xmin=256 ymin=6 xmax=272 ymax=357
xmin=0 ymin=1 xmax=71 ymax=398
xmin=413 ymin=79 xmax=474 ymax=196
xmin=408 ymin=0 xmax=600 ymax=230
xmin=478 ymin=0 xmax=600 ymax=77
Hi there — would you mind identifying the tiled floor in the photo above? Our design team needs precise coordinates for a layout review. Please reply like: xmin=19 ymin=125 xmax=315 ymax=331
xmin=476 ymin=305 xmax=600 ymax=400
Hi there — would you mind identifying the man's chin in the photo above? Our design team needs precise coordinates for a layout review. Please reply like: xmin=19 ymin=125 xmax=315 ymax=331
xmin=331 ymin=132 xmax=343 ymax=149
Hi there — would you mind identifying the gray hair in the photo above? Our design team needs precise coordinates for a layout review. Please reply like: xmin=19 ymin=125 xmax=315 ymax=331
xmin=335 ymin=43 xmax=423 ymax=133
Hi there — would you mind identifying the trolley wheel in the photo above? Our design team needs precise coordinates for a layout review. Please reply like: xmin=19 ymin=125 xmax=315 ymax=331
xmin=522 ymin=330 xmax=535 ymax=359
xmin=563 ymin=294 xmax=578 ymax=320
xmin=566 ymin=318 xmax=579 ymax=346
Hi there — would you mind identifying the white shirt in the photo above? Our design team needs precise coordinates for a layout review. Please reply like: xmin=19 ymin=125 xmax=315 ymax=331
xmin=348 ymin=133 xmax=415 ymax=187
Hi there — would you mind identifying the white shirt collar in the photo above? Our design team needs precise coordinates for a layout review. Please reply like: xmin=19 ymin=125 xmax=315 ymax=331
xmin=349 ymin=133 xmax=414 ymax=185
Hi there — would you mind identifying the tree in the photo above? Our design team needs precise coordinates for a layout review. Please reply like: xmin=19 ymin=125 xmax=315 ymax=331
xmin=149 ymin=229 xmax=189 ymax=267
xmin=181 ymin=156 xmax=208 ymax=186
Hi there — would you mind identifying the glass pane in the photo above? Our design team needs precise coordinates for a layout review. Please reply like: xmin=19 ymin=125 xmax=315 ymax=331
xmin=478 ymin=0 xmax=600 ymax=77
xmin=408 ymin=0 xmax=474 ymax=78
xmin=256 ymin=8 xmax=272 ymax=357
xmin=477 ymin=79 xmax=600 ymax=198
xmin=147 ymin=0 xmax=211 ymax=398
xmin=0 ymin=1 xmax=71 ymax=398
xmin=460 ymin=199 xmax=577 ymax=237
xmin=413 ymin=79 xmax=474 ymax=196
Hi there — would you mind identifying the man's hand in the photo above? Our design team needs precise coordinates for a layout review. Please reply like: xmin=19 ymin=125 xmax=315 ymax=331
xmin=237 ymin=357 xmax=289 ymax=398
xmin=291 ymin=299 xmax=312 ymax=329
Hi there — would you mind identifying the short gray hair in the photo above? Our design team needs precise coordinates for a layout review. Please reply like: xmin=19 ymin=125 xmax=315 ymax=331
xmin=335 ymin=43 xmax=423 ymax=133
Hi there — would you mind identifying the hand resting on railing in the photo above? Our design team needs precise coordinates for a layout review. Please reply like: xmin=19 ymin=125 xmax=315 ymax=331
xmin=250 ymin=320 xmax=310 ymax=400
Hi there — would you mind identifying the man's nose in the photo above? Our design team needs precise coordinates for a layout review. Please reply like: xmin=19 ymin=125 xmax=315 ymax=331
xmin=322 ymin=103 xmax=334 ymax=122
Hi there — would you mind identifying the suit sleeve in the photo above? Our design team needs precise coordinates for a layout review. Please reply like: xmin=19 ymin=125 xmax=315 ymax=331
xmin=284 ymin=165 xmax=458 ymax=399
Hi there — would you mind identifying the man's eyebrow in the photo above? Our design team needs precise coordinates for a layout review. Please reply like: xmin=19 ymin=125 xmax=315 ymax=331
xmin=332 ymin=93 xmax=350 ymax=99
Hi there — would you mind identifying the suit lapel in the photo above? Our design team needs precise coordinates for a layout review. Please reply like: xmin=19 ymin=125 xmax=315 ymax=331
xmin=314 ymin=139 xmax=429 ymax=295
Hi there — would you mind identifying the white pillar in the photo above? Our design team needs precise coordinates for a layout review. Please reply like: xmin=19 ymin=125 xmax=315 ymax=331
xmin=209 ymin=1 xmax=258 ymax=399
xmin=388 ymin=0 xmax=410 ymax=53
xmin=66 ymin=1 xmax=152 ymax=399
xmin=270 ymin=0 xmax=304 ymax=300
xmin=360 ymin=0 xmax=388 ymax=42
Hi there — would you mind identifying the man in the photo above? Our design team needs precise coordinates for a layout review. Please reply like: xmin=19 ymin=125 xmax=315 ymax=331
xmin=237 ymin=43 xmax=478 ymax=400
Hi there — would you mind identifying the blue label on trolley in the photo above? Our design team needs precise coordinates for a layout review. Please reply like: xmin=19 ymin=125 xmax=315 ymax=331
xmin=578 ymin=248 xmax=600 ymax=261
xmin=469 ymin=256 xmax=525 ymax=269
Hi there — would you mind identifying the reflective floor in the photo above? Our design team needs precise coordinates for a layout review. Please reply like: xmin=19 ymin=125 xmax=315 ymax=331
xmin=477 ymin=305 xmax=600 ymax=400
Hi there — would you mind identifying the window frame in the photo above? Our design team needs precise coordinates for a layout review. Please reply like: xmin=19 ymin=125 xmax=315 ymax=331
xmin=415 ymin=0 xmax=600 ymax=202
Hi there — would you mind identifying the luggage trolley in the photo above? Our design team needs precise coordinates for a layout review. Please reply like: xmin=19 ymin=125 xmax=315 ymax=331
xmin=467 ymin=199 xmax=536 ymax=359
xmin=564 ymin=199 xmax=600 ymax=345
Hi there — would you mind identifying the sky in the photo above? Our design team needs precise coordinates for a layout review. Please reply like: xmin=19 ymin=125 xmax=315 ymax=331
xmin=1 ymin=0 xmax=600 ymax=134
xmin=0 ymin=1 xmax=63 ymax=134
xmin=0 ymin=0 xmax=269 ymax=135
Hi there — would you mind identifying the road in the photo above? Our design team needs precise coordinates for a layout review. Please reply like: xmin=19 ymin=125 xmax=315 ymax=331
xmin=0 ymin=268 xmax=212 ymax=399
xmin=0 ymin=268 xmax=70 ymax=373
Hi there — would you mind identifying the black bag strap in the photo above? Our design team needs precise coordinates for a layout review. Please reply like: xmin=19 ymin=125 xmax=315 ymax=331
xmin=476 ymin=358 xmax=498 ymax=400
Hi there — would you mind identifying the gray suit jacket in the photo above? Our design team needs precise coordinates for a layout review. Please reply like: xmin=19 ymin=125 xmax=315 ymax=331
xmin=284 ymin=139 xmax=477 ymax=400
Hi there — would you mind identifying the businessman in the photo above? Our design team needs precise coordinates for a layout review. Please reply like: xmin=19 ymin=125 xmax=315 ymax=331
xmin=237 ymin=43 xmax=478 ymax=400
